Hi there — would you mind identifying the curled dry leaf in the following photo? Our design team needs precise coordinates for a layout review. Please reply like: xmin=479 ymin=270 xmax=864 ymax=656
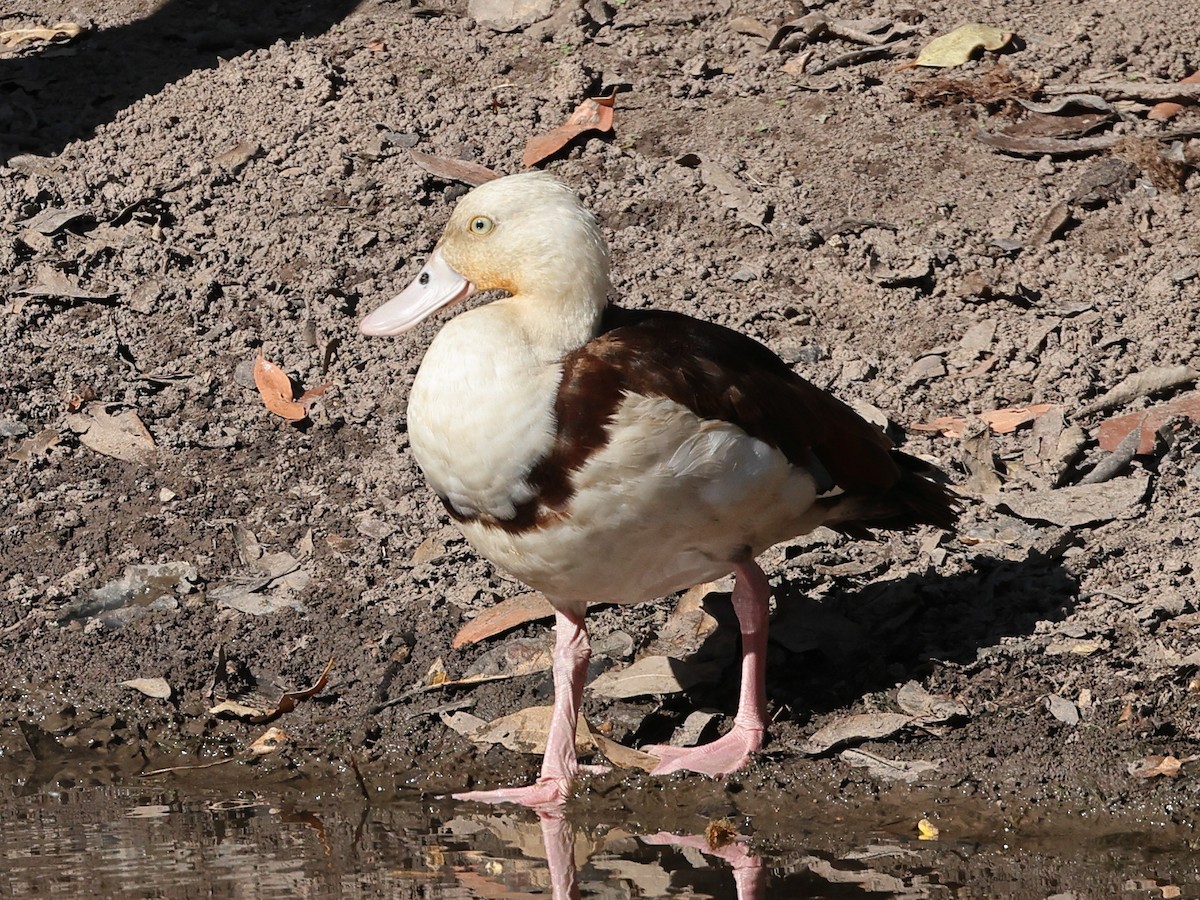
xmin=909 ymin=23 xmax=1012 ymax=69
xmin=452 ymin=592 xmax=554 ymax=648
xmin=0 ymin=21 xmax=84 ymax=48
xmin=253 ymin=354 xmax=331 ymax=422
xmin=209 ymin=657 xmax=334 ymax=725
xmin=523 ymin=92 xmax=616 ymax=167
xmin=247 ymin=726 xmax=290 ymax=757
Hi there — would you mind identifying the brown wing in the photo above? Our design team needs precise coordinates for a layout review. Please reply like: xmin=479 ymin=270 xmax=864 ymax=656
xmin=535 ymin=305 xmax=957 ymax=533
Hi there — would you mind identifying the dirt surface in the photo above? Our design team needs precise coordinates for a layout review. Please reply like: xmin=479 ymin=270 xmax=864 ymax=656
xmin=3 ymin=0 xmax=1200 ymax=846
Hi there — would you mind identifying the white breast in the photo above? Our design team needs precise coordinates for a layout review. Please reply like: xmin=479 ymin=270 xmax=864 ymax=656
xmin=460 ymin=394 xmax=828 ymax=605
xmin=407 ymin=305 xmax=561 ymax=520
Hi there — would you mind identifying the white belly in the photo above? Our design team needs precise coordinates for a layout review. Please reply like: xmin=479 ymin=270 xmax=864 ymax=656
xmin=460 ymin=394 xmax=826 ymax=605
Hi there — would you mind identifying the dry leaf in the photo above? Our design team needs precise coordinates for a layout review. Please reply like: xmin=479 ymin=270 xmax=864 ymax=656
xmin=799 ymin=712 xmax=912 ymax=755
xmin=993 ymin=472 xmax=1149 ymax=527
xmin=587 ymin=655 xmax=723 ymax=699
xmin=1079 ymin=366 xmax=1198 ymax=416
xmin=120 ymin=677 xmax=172 ymax=700
xmin=253 ymin=355 xmax=306 ymax=420
xmin=212 ymin=141 xmax=260 ymax=172
xmin=676 ymin=153 xmax=770 ymax=231
xmin=209 ymin=657 xmax=333 ymax=725
xmin=648 ymin=580 xmax=731 ymax=659
xmin=409 ymin=149 xmax=500 ymax=186
xmin=1128 ymin=754 xmax=1185 ymax=778
xmin=1147 ymin=71 xmax=1200 ymax=121
xmin=440 ymin=636 xmax=552 ymax=687
xmin=1097 ymin=394 xmax=1200 ymax=455
xmin=917 ymin=818 xmax=940 ymax=840
xmin=468 ymin=0 xmax=555 ymax=32
xmin=1046 ymin=693 xmax=1080 ymax=726
xmin=18 ymin=265 xmax=115 ymax=301
xmin=523 ymin=92 xmax=616 ymax=167
xmin=467 ymin=705 xmax=592 ymax=755
xmin=247 ymin=727 xmax=290 ymax=757
xmin=910 ymin=23 xmax=1012 ymax=68
xmin=209 ymin=699 xmax=269 ymax=718
xmin=65 ymin=406 xmax=156 ymax=462
xmin=588 ymin=728 xmax=660 ymax=772
xmin=895 ymin=681 xmax=968 ymax=723
xmin=0 ymin=22 xmax=83 ymax=48
xmin=7 ymin=428 xmax=61 ymax=463
xmin=911 ymin=403 xmax=1055 ymax=439
xmin=839 ymin=748 xmax=940 ymax=783
xmin=424 ymin=657 xmax=448 ymax=687
xmin=252 ymin=355 xmax=329 ymax=422
xmin=452 ymin=592 xmax=554 ymax=647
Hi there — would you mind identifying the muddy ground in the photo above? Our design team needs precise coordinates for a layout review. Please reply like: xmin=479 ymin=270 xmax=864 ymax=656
xmin=2 ymin=0 xmax=1200 ymax=850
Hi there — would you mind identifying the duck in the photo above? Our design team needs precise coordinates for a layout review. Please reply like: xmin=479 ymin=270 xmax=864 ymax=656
xmin=360 ymin=171 xmax=958 ymax=809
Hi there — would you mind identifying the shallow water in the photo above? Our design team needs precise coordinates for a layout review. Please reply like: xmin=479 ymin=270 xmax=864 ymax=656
xmin=2 ymin=772 xmax=1198 ymax=900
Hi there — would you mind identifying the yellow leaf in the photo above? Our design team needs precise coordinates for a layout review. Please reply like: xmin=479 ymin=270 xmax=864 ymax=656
xmin=917 ymin=818 xmax=940 ymax=840
xmin=913 ymin=24 xmax=1012 ymax=68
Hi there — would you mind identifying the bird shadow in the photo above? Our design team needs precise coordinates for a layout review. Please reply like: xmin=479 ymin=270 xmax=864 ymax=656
xmin=1 ymin=0 xmax=361 ymax=164
xmin=633 ymin=545 xmax=1078 ymax=742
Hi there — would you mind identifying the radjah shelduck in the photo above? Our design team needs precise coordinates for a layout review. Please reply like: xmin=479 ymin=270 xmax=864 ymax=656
xmin=361 ymin=172 xmax=958 ymax=809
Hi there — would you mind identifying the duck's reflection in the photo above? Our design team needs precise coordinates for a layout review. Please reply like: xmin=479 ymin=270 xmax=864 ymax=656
xmin=442 ymin=808 xmax=765 ymax=900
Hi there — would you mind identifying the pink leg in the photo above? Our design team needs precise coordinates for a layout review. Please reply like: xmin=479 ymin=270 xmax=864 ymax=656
xmin=646 ymin=559 xmax=769 ymax=777
xmin=453 ymin=608 xmax=597 ymax=809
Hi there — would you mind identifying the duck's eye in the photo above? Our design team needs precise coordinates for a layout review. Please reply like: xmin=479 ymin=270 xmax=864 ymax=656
xmin=468 ymin=215 xmax=494 ymax=236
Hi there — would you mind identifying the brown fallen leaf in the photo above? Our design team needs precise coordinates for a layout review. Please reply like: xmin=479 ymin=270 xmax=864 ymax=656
xmin=253 ymin=354 xmax=330 ymax=422
xmin=910 ymin=403 xmax=1056 ymax=439
xmin=452 ymin=592 xmax=554 ymax=648
xmin=1097 ymin=394 xmax=1200 ymax=455
xmin=409 ymin=149 xmax=500 ymax=186
xmin=523 ymin=92 xmax=616 ymax=167
xmin=1147 ymin=71 xmax=1200 ymax=121
xmin=839 ymin=748 xmax=940 ymax=783
xmin=974 ymin=129 xmax=1119 ymax=158
xmin=209 ymin=699 xmax=269 ymax=718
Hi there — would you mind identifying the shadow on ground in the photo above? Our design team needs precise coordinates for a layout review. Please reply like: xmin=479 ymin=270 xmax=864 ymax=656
xmin=1 ymin=0 xmax=362 ymax=163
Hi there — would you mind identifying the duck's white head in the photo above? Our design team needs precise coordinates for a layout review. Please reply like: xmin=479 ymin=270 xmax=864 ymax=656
xmin=360 ymin=172 xmax=610 ymax=338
